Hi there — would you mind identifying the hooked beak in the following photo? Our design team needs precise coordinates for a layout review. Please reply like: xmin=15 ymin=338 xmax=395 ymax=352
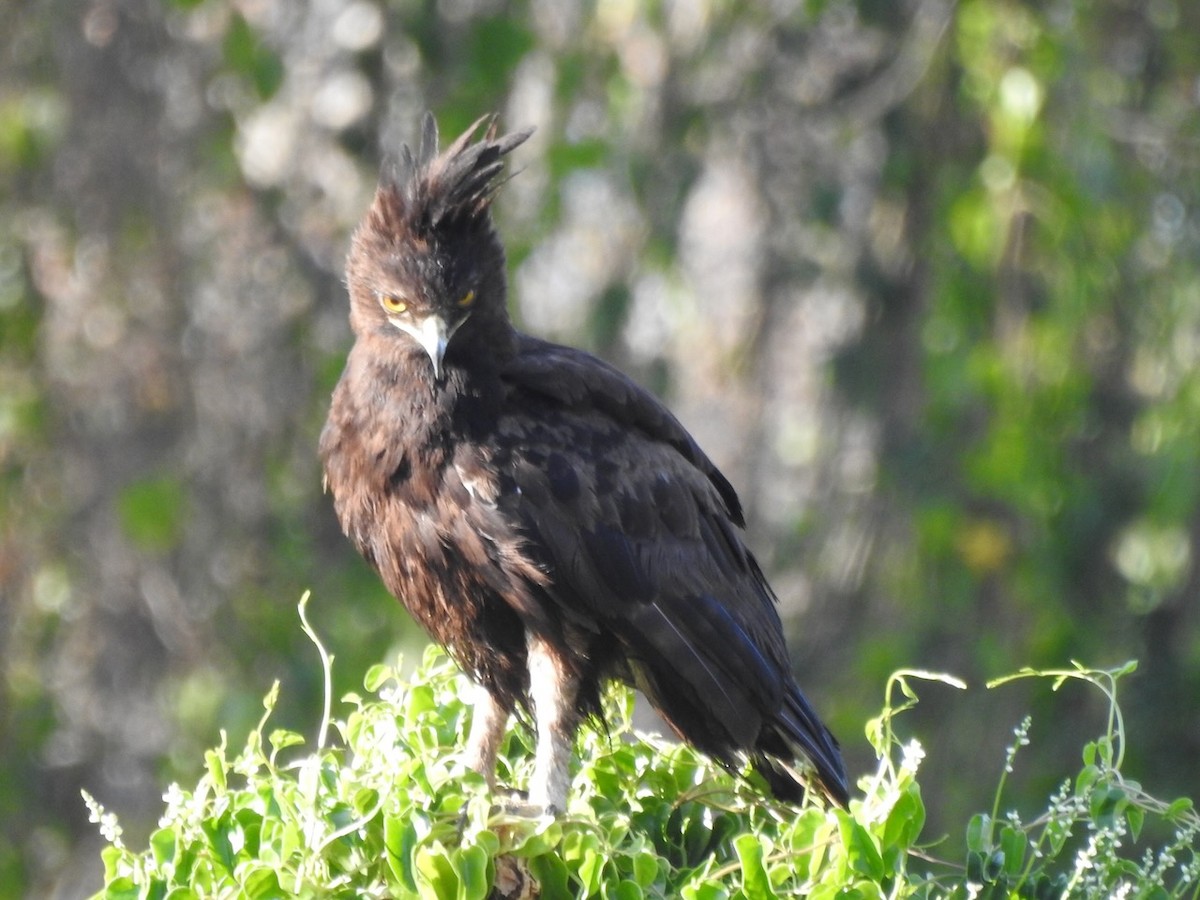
xmin=391 ymin=312 xmax=465 ymax=381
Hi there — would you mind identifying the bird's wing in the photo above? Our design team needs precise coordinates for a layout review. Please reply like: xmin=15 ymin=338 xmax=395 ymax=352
xmin=497 ymin=337 xmax=744 ymax=525
xmin=495 ymin=337 xmax=845 ymax=799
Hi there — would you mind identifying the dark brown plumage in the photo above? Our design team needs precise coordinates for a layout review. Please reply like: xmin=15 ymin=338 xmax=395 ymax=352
xmin=319 ymin=113 xmax=849 ymax=811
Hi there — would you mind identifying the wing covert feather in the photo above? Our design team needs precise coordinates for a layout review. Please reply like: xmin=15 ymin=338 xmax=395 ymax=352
xmin=504 ymin=336 xmax=743 ymax=525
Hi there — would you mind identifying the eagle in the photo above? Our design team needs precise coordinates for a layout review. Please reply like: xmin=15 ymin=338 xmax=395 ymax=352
xmin=319 ymin=114 xmax=849 ymax=813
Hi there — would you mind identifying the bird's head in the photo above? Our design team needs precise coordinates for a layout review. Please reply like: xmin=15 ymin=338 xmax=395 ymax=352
xmin=345 ymin=113 xmax=532 ymax=380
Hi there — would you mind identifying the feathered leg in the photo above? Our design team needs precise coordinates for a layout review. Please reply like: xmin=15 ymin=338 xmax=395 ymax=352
xmin=526 ymin=632 xmax=581 ymax=814
xmin=464 ymin=682 xmax=507 ymax=786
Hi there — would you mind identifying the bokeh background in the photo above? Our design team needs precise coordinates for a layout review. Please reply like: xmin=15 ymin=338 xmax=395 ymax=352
xmin=2 ymin=0 xmax=1199 ymax=896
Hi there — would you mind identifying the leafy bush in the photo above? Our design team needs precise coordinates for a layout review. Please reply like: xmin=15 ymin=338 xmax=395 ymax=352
xmin=87 ymin=597 xmax=1198 ymax=899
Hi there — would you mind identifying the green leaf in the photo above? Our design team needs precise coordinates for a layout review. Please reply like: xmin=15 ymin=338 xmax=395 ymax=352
xmin=966 ymin=813 xmax=992 ymax=852
xmin=267 ymin=729 xmax=305 ymax=756
xmin=527 ymin=853 xmax=571 ymax=897
xmin=632 ymin=851 xmax=658 ymax=887
xmin=605 ymin=879 xmax=644 ymax=900
xmin=364 ymin=663 xmax=394 ymax=692
xmin=1074 ymin=764 xmax=1100 ymax=797
xmin=405 ymin=684 xmax=436 ymax=725
xmin=1165 ymin=797 xmax=1194 ymax=819
xmin=681 ymin=884 xmax=729 ymax=900
xmin=352 ymin=787 xmax=380 ymax=817
xmin=233 ymin=808 xmax=263 ymax=858
xmin=242 ymin=867 xmax=283 ymax=899
xmin=456 ymin=844 xmax=490 ymax=900
xmin=1125 ymin=804 xmax=1144 ymax=841
xmin=965 ymin=850 xmax=985 ymax=884
xmin=797 ymin=813 xmax=835 ymax=882
xmin=506 ymin=819 xmax=563 ymax=858
xmin=998 ymin=826 xmax=1026 ymax=876
xmin=882 ymin=783 xmax=926 ymax=855
xmin=1089 ymin=784 xmax=1127 ymax=827
xmin=102 ymin=877 xmax=139 ymax=900
xmin=414 ymin=843 xmax=459 ymax=899
xmin=148 ymin=828 xmax=176 ymax=868
xmin=100 ymin=845 xmax=127 ymax=882
xmin=578 ymin=844 xmax=605 ymax=895
xmin=204 ymin=748 xmax=226 ymax=792
xmin=173 ymin=842 xmax=198 ymax=886
xmin=1081 ymin=740 xmax=1096 ymax=767
xmin=681 ymin=807 xmax=715 ymax=865
xmin=472 ymin=828 xmax=500 ymax=858
xmin=984 ymin=849 xmax=1005 ymax=881
xmin=707 ymin=813 xmax=740 ymax=857
xmin=733 ymin=833 xmax=777 ymax=900
xmin=837 ymin=816 xmax=885 ymax=881
xmin=1042 ymin=815 xmax=1073 ymax=856
xmin=200 ymin=815 xmax=237 ymax=875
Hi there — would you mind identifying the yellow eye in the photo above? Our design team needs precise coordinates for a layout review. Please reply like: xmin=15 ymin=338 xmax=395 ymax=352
xmin=380 ymin=295 xmax=408 ymax=314
xmin=457 ymin=290 xmax=476 ymax=309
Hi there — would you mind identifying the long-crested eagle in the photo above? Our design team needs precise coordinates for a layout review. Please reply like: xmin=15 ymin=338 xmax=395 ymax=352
xmin=319 ymin=114 xmax=849 ymax=812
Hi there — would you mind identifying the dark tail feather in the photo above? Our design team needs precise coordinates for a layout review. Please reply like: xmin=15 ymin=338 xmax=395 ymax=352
xmin=762 ymin=685 xmax=850 ymax=806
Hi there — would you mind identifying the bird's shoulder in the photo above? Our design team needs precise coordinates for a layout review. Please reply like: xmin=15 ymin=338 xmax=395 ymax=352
xmin=496 ymin=334 xmax=743 ymax=526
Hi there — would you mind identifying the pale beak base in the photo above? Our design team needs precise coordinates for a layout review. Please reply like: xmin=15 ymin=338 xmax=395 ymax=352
xmin=392 ymin=312 xmax=465 ymax=381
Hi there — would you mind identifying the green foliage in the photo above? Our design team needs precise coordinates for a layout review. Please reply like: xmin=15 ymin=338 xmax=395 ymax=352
xmin=223 ymin=13 xmax=284 ymax=100
xmin=0 ymin=89 xmax=64 ymax=176
xmin=950 ymin=663 xmax=1200 ymax=900
xmin=842 ymin=0 xmax=1200 ymax=827
xmin=116 ymin=475 xmax=189 ymax=553
xmin=87 ymin=603 xmax=1198 ymax=898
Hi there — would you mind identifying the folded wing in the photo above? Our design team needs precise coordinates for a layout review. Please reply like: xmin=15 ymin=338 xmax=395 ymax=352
xmin=497 ymin=336 xmax=849 ymax=805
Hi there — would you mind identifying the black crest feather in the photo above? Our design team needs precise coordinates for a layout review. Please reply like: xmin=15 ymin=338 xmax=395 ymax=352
xmin=375 ymin=112 xmax=533 ymax=238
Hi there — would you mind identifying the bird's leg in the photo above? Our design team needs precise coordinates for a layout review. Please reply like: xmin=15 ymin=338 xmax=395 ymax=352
xmin=525 ymin=632 xmax=581 ymax=815
xmin=464 ymin=682 xmax=507 ymax=787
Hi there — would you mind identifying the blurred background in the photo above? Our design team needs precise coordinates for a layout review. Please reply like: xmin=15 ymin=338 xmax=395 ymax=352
xmin=2 ymin=0 xmax=1199 ymax=895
